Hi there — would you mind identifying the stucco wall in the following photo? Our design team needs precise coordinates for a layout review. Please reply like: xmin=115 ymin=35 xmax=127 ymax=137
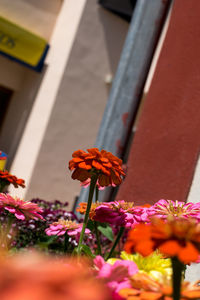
xmin=26 ymin=1 xmax=128 ymax=207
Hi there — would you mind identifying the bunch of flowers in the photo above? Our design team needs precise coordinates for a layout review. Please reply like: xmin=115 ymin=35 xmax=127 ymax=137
xmin=0 ymin=148 xmax=200 ymax=300
xmin=92 ymin=200 xmax=149 ymax=228
xmin=13 ymin=199 xmax=80 ymax=251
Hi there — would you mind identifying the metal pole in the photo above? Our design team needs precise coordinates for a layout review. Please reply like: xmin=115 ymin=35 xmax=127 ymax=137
xmin=75 ymin=0 xmax=171 ymax=210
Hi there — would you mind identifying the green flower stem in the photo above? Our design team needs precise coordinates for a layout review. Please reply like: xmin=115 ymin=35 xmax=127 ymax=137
xmin=77 ymin=175 xmax=98 ymax=255
xmin=95 ymin=186 xmax=99 ymax=203
xmin=171 ymin=257 xmax=184 ymax=300
xmin=94 ymin=185 xmax=102 ymax=255
xmin=106 ymin=227 xmax=125 ymax=260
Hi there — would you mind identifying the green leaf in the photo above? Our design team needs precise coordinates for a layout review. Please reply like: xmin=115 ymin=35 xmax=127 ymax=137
xmin=97 ymin=224 xmax=114 ymax=242
xmin=80 ymin=244 xmax=95 ymax=258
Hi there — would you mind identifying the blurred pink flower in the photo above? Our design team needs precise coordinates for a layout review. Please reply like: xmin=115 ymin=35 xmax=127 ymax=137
xmin=148 ymin=199 xmax=200 ymax=221
xmin=93 ymin=200 xmax=149 ymax=228
xmin=0 ymin=193 xmax=44 ymax=221
xmin=94 ymin=256 xmax=138 ymax=300
xmin=45 ymin=219 xmax=90 ymax=237
xmin=81 ymin=178 xmax=106 ymax=190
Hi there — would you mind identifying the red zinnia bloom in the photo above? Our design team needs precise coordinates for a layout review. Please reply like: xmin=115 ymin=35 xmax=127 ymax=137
xmin=68 ymin=148 xmax=125 ymax=187
xmin=0 ymin=170 xmax=25 ymax=188
xmin=124 ymin=217 xmax=200 ymax=264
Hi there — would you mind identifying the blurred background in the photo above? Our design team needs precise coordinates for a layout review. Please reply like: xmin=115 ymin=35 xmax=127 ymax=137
xmin=1 ymin=0 xmax=199 ymax=215
xmin=0 ymin=0 xmax=132 ymax=207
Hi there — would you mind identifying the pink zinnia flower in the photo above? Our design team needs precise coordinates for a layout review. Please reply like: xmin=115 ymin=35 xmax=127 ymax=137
xmin=93 ymin=200 xmax=149 ymax=228
xmin=148 ymin=199 xmax=200 ymax=221
xmin=94 ymin=256 xmax=138 ymax=300
xmin=45 ymin=219 xmax=90 ymax=237
xmin=0 ymin=193 xmax=44 ymax=220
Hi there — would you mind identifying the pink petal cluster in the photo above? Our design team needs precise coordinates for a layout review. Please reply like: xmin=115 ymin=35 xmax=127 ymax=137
xmin=45 ymin=219 xmax=90 ymax=237
xmin=0 ymin=193 xmax=44 ymax=220
xmin=148 ymin=199 xmax=200 ymax=221
xmin=94 ymin=256 xmax=138 ymax=300
xmin=93 ymin=200 xmax=149 ymax=228
xmin=81 ymin=178 xmax=106 ymax=190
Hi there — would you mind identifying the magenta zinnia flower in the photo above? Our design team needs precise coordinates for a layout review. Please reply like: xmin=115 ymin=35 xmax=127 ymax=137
xmin=148 ymin=199 xmax=200 ymax=221
xmin=94 ymin=255 xmax=138 ymax=300
xmin=93 ymin=200 xmax=149 ymax=228
xmin=45 ymin=219 xmax=90 ymax=237
xmin=0 ymin=193 xmax=44 ymax=220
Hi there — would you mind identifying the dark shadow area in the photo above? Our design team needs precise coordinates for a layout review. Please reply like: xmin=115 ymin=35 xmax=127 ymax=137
xmin=98 ymin=0 xmax=136 ymax=22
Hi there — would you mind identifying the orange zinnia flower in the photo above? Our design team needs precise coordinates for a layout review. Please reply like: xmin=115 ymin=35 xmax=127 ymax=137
xmin=0 ymin=252 xmax=111 ymax=300
xmin=76 ymin=202 xmax=101 ymax=220
xmin=124 ymin=218 xmax=200 ymax=264
xmin=119 ymin=273 xmax=200 ymax=300
xmin=69 ymin=148 xmax=125 ymax=187
xmin=0 ymin=170 xmax=25 ymax=189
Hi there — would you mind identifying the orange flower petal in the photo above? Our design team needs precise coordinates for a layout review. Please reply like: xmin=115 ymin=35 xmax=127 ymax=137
xmin=182 ymin=289 xmax=200 ymax=298
xmin=92 ymin=160 xmax=102 ymax=170
xmin=73 ymin=157 xmax=84 ymax=163
xmin=72 ymin=169 xmax=90 ymax=182
xmin=87 ymin=148 xmax=101 ymax=156
xmin=140 ymin=291 xmax=163 ymax=299
xmin=178 ymin=242 xmax=199 ymax=264
xmin=98 ymin=174 xmax=110 ymax=186
xmin=110 ymin=169 xmax=122 ymax=185
xmin=158 ymin=240 xmax=181 ymax=257
xmin=118 ymin=288 xmax=139 ymax=297
xmin=135 ymin=240 xmax=154 ymax=257
xmin=78 ymin=162 xmax=92 ymax=170
xmin=72 ymin=150 xmax=86 ymax=157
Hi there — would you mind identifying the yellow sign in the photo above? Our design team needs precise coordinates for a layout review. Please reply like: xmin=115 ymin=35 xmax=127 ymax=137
xmin=0 ymin=16 xmax=47 ymax=67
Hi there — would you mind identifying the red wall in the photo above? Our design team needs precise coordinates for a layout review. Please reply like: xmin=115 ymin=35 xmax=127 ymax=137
xmin=117 ymin=0 xmax=200 ymax=205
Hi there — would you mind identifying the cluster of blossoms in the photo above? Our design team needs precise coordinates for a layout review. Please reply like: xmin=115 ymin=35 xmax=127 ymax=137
xmin=13 ymin=198 xmax=78 ymax=250
xmin=0 ymin=148 xmax=200 ymax=300
xmin=77 ymin=200 xmax=149 ymax=228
